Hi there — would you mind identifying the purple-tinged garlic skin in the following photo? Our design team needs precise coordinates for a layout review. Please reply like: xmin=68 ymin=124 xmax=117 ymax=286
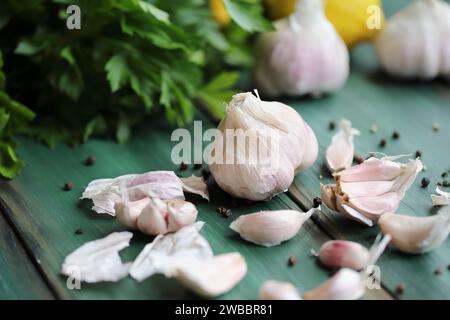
xmin=303 ymin=268 xmax=364 ymax=300
xmin=321 ymin=156 xmax=423 ymax=226
xmin=379 ymin=209 xmax=450 ymax=254
xmin=259 ymin=280 xmax=302 ymax=300
xmin=375 ymin=0 xmax=450 ymax=81
xmin=209 ymin=92 xmax=318 ymax=201
xmin=229 ymin=208 xmax=317 ymax=247
xmin=254 ymin=0 xmax=349 ymax=97
xmin=319 ymin=240 xmax=369 ymax=270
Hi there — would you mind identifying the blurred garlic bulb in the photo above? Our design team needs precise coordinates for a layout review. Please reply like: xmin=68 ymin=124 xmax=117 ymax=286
xmin=230 ymin=207 xmax=318 ymax=247
xmin=321 ymin=155 xmax=423 ymax=226
xmin=379 ymin=209 xmax=450 ymax=254
xmin=254 ymin=0 xmax=349 ymax=97
xmin=304 ymin=234 xmax=390 ymax=300
xmin=259 ymin=280 xmax=302 ymax=300
xmin=375 ymin=0 xmax=450 ymax=80
xmin=431 ymin=187 xmax=450 ymax=206
xmin=325 ymin=119 xmax=360 ymax=172
xmin=209 ymin=92 xmax=318 ymax=201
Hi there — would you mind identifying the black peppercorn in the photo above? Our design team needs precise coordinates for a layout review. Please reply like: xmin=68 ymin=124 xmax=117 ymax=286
xmin=313 ymin=197 xmax=322 ymax=208
xmin=379 ymin=139 xmax=387 ymax=148
xmin=392 ymin=131 xmax=400 ymax=140
xmin=415 ymin=150 xmax=422 ymax=158
xmin=421 ymin=177 xmax=430 ymax=188
xmin=84 ymin=155 xmax=96 ymax=166
xmin=179 ymin=161 xmax=188 ymax=170
xmin=329 ymin=121 xmax=336 ymax=130
xmin=288 ymin=256 xmax=297 ymax=266
xmin=63 ymin=181 xmax=73 ymax=191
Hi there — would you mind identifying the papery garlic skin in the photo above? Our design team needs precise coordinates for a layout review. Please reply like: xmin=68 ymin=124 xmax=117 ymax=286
xmin=175 ymin=253 xmax=247 ymax=298
xmin=326 ymin=119 xmax=360 ymax=172
xmin=230 ymin=208 xmax=317 ymax=247
xmin=319 ymin=240 xmax=369 ymax=270
xmin=431 ymin=187 xmax=450 ymax=206
xmin=375 ymin=0 xmax=450 ymax=80
xmin=61 ymin=232 xmax=132 ymax=283
xmin=254 ymin=0 xmax=349 ymax=97
xmin=259 ymin=280 xmax=302 ymax=300
xmin=379 ymin=209 xmax=450 ymax=254
xmin=303 ymin=268 xmax=364 ymax=300
xmin=209 ymin=92 xmax=318 ymax=201
xmin=321 ymin=156 xmax=423 ymax=226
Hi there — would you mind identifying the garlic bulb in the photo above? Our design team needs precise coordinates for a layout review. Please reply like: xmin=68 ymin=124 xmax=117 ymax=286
xmin=81 ymin=171 xmax=209 ymax=215
xmin=209 ymin=92 xmax=318 ymax=201
xmin=321 ymin=155 xmax=423 ymax=226
xmin=175 ymin=253 xmax=247 ymax=298
xmin=375 ymin=0 xmax=450 ymax=80
xmin=325 ymin=119 xmax=360 ymax=172
xmin=379 ymin=209 xmax=450 ymax=254
xmin=229 ymin=207 xmax=317 ymax=247
xmin=259 ymin=280 xmax=302 ymax=300
xmin=319 ymin=240 xmax=370 ymax=270
xmin=61 ymin=232 xmax=132 ymax=283
xmin=254 ymin=0 xmax=349 ymax=97
xmin=431 ymin=187 xmax=450 ymax=206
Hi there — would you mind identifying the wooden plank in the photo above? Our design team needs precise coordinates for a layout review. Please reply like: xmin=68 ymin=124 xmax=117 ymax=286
xmin=286 ymin=41 xmax=450 ymax=299
xmin=0 ymin=115 xmax=388 ymax=299
xmin=0 ymin=208 xmax=54 ymax=299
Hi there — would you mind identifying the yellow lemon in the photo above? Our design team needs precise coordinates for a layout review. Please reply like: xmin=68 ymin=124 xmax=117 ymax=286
xmin=210 ymin=0 xmax=231 ymax=27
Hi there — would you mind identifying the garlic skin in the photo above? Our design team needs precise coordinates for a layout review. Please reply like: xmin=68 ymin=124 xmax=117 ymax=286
xmin=379 ymin=209 xmax=450 ymax=254
xmin=431 ymin=187 xmax=450 ymax=206
xmin=230 ymin=208 xmax=317 ymax=247
xmin=209 ymin=92 xmax=318 ymax=201
xmin=303 ymin=268 xmax=364 ymax=300
xmin=319 ymin=240 xmax=370 ymax=270
xmin=259 ymin=280 xmax=302 ymax=300
xmin=254 ymin=0 xmax=349 ymax=97
xmin=61 ymin=232 xmax=132 ymax=283
xmin=321 ymin=156 xmax=423 ymax=226
xmin=175 ymin=253 xmax=247 ymax=298
xmin=325 ymin=119 xmax=360 ymax=172
xmin=81 ymin=171 xmax=208 ymax=215
xmin=375 ymin=0 xmax=450 ymax=80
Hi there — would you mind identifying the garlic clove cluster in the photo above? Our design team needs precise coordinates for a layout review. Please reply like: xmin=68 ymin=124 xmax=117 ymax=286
xmin=325 ymin=119 xmax=360 ymax=172
xmin=379 ymin=209 xmax=450 ymax=254
xmin=61 ymin=231 xmax=133 ymax=283
xmin=209 ymin=92 xmax=318 ymax=201
xmin=375 ymin=0 xmax=450 ymax=80
xmin=431 ymin=187 xmax=450 ymax=206
xmin=81 ymin=171 xmax=209 ymax=215
xmin=321 ymin=156 xmax=423 ymax=226
xmin=229 ymin=207 xmax=318 ymax=247
xmin=259 ymin=280 xmax=302 ymax=300
xmin=254 ymin=0 xmax=349 ymax=97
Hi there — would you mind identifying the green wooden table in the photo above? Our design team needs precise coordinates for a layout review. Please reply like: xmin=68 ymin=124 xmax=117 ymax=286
xmin=1 ymin=0 xmax=449 ymax=300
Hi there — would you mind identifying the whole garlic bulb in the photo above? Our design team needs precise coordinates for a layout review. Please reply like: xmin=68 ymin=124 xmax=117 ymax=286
xmin=254 ymin=0 xmax=349 ymax=97
xmin=209 ymin=92 xmax=318 ymax=201
xmin=375 ymin=0 xmax=450 ymax=80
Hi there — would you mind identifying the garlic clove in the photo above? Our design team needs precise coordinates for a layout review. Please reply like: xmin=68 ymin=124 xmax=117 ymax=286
xmin=136 ymin=197 xmax=170 ymax=236
xmin=209 ymin=92 xmax=318 ymax=201
xmin=325 ymin=119 xmax=360 ymax=172
xmin=115 ymin=197 xmax=151 ymax=229
xmin=320 ymin=183 xmax=338 ymax=211
xmin=431 ymin=187 xmax=450 ymax=206
xmin=336 ymin=157 xmax=402 ymax=182
xmin=229 ymin=208 xmax=317 ymax=247
xmin=166 ymin=199 xmax=198 ymax=232
xmin=175 ymin=252 xmax=247 ymax=298
xmin=379 ymin=209 xmax=450 ymax=254
xmin=61 ymin=231 xmax=132 ymax=283
xmin=319 ymin=240 xmax=370 ymax=270
xmin=303 ymin=268 xmax=364 ymax=300
xmin=259 ymin=280 xmax=302 ymax=300
xmin=129 ymin=221 xmax=213 ymax=281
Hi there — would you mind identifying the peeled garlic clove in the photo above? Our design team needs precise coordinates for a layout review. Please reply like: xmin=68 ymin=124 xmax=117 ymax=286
xmin=319 ymin=240 xmax=370 ymax=270
xmin=254 ymin=0 xmax=349 ymax=97
xmin=230 ymin=208 xmax=317 ymax=247
xmin=259 ymin=280 xmax=302 ymax=300
xmin=175 ymin=252 xmax=247 ymax=298
xmin=375 ymin=0 xmax=450 ymax=80
xmin=115 ymin=197 xmax=151 ymax=229
xmin=209 ymin=92 xmax=318 ymax=201
xmin=61 ymin=231 xmax=132 ymax=283
xmin=81 ymin=171 xmax=208 ymax=215
xmin=303 ymin=268 xmax=364 ymax=300
xmin=129 ymin=222 xmax=213 ymax=281
xmin=166 ymin=199 xmax=198 ymax=232
xmin=431 ymin=187 xmax=450 ymax=206
xmin=379 ymin=209 xmax=450 ymax=254
xmin=326 ymin=119 xmax=360 ymax=172
xmin=321 ymin=156 xmax=423 ymax=226
xmin=136 ymin=198 xmax=170 ymax=236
